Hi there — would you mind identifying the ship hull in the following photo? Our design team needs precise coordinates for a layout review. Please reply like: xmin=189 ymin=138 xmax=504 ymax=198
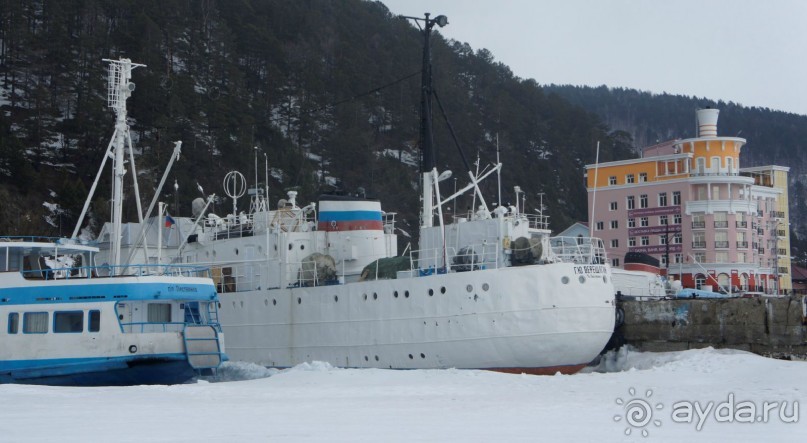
xmin=217 ymin=262 xmax=615 ymax=373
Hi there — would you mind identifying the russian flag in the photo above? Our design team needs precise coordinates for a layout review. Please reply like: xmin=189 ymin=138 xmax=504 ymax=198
xmin=165 ymin=214 xmax=176 ymax=228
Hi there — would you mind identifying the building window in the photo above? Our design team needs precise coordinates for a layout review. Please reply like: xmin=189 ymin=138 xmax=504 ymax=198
xmin=695 ymin=274 xmax=706 ymax=289
xmin=609 ymin=176 xmax=617 ymax=185
xmin=658 ymin=192 xmax=667 ymax=207
xmin=660 ymin=235 xmax=667 ymax=245
xmin=23 ymin=312 xmax=48 ymax=334
xmin=627 ymin=196 xmax=635 ymax=210
xmin=54 ymin=311 xmax=84 ymax=333
xmin=716 ymin=252 xmax=729 ymax=263
xmin=673 ymin=233 xmax=682 ymax=244
xmin=692 ymin=213 xmax=705 ymax=229
xmin=612 ymin=258 xmax=620 ymax=267
xmin=640 ymin=194 xmax=648 ymax=209
xmin=738 ymin=253 xmax=746 ymax=264
xmin=595 ymin=221 xmax=604 ymax=231
xmin=609 ymin=201 xmax=617 ymax=211
xmin=639 ymin=172 xmax=647 ymax=183
xmin=640 ymin=217 xmax=649 ymax=227
xmin=626 ymin=174 xmax=635 ymax=184
xmin=673 ymin=191 xmax=681 ymax=205
xmin=629 ymin=237 xmax=636 ymax=247
xmin=694 ymin=252 xmax=706 ymax=263
xmin=89 ymin=310 xmax=101 ymax=333
xmin=610 ymin=220 xmax=618 ymax=229
xmin=659 ymin=215 xmax=668 ymax=225
xmin=641 ymin=236 xmax=650 ymax=246
xmin=673 ymin=214 xmax=682 ymax=225
xmin=661 ymin=255 xmax=668 ymax=266
xmin=7 ymin=313 xmax=18 ymax=334
xmin=674 ymin=253 xmax=683 ymax=264
xmin=611 ymin=239 xmax=619 ymax=248
xmin=628 ymin=218 xmax=636 ymax=228
xmin=693 ymin=232 xmax=706 ymax=248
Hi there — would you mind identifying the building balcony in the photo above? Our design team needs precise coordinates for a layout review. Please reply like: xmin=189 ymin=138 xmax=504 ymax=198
xmin=771 ymin=211 xmax=785 ymax=219
xmin=737 ymin=241 xmax=748 ymax=248
xmin=692 ymin=241 xmax=706 ymax=249
xmin=736 ymin=221 xmax=747 ymax=228
xmin=714 ymin=221 xmax=728 ymax=228
xmin=778 ymin=248 xmax=788 ymax=256
xmin=777 ymin=230 xmax=787 ymax=237
xmin=692 ymin=221 xmax=705 ymax=229
xmin=715 ymin=241 xmax=729 ymax=248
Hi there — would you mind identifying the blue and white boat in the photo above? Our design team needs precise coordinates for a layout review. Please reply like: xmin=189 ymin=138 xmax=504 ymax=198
xmin=0 ymin=237 xmax=224 ymax=385
xmin=0 ymin=59 xmax=225 ymax=386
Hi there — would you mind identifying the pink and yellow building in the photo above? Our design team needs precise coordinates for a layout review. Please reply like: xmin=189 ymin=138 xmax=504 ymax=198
xmin=586 ymin=109 xmax=792 ymax=294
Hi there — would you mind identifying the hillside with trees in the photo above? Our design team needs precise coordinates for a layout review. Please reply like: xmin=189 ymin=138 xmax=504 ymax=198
xmin=1 ymin=0 xmax=804 ymax=258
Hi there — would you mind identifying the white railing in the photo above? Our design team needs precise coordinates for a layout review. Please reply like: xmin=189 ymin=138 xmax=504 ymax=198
xmin=410 ymin=243 xmax=500 ymax=274
xmin=549 ymin=236 xmax=607 ymax=265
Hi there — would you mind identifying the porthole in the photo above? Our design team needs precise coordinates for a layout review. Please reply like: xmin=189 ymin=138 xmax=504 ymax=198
xmin=561 ymin=276 xmax=570 ymax=284
xmin=235 ymin=248 xmax=239 ymax=255
xmin=420 ymin=353 xmax=426 ymax=359
xmin=405 ymin=291 xmax=410 ymax=298
xmin=288 ymin=244 xmax=293 ymax=250
xmin=578 ymin=276 xmax=586 ymax=284
xmin=334 ymin=295 xmax=339 ymax=302
xmin=602 ymin=276 xmax=608 ymax=284
xmin=300 ymin=244 xmax=305 ymax=250
xmin=440 ymin=286 xmax=446 ymax=294
xmin=482 ymin=283 xmax=490 ymax=291
xmin=272 ymin=299 xmax=277 ymax=306
xmin=363 ymin=293 xmax=368 ymax=301
xmin=212 ymin=250 xmax=217 ymax=257
xmin=466 ymin=284 xmax=473 ymax=293
xmin=428 ymin=289 xmax=434 ymax=296
xmin=394 ymin=291 xmax=399 ymax=298
xmin=297 ymin=297 xmax=302 ymax=304
xmin=217 ymin=302 xmax=221 ymax=309
xmin=375 ymin=355 xmax=379 ymax=361
xmin=373 ymin=292 xmax=378 ymax=300
xmin=274 ymin=245 xmax=278 ymax=251
xmin=205 ymin=251 xmax=210 ymax=257
xmin=364 ymin=356 xmax=369 ymax=361
xmin=408 ymin=354 xmax=414 ymax=359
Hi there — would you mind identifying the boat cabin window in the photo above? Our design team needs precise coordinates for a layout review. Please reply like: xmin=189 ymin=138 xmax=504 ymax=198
xmin=7 ymin=313 xmax=18 ymax=334
xmin=23 ymin=312 xmax=49 ymax=334
xmin=147 ymin=303 xmax=172 ymax=323
xmin=89 ymin=310 xmax=101 ymax=332
xmin=54 ymin=311 xmax=84 ymax=333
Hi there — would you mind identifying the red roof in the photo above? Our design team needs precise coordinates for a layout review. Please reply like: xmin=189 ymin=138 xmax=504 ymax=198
xmin=791 ymin=265 xmax=807 ymax=282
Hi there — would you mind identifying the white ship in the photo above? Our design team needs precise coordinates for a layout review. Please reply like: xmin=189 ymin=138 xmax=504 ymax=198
xmin=93 ymin=14 xmax=615 ymax=374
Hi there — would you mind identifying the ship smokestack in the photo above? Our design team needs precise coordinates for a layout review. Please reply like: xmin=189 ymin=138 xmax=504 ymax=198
xmin=696 ymin=108 xmax=719 ymax=137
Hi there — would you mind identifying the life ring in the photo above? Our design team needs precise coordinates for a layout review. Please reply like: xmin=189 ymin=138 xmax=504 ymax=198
xmin=129 ymin=345 xmax=138 ymax=354
xmin=330 ymin=220 xmax=337 ymax=229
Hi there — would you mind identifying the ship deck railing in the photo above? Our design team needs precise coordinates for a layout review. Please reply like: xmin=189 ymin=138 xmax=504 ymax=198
xmin=549 ymin=236 xmax=607 ymax=265
xmin=210 ymin=262 xmax=261 ymax=293
xmin=19 ymin=264 xmax=212 ymax=280
xmin=409 ymin=243 xmax=501 ymax=274
xmin=120 ymin=321 xmax=219 ymax=334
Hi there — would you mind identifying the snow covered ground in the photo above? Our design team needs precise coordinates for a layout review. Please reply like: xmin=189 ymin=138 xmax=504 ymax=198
xmin=1 ymin=348 xmax=805 ymax=442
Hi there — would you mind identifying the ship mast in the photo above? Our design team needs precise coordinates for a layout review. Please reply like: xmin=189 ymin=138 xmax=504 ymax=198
xmin=403 ymin=13 xmax=448 ymax=229
xmin=71 ymin=59 xmax=145 ymax=272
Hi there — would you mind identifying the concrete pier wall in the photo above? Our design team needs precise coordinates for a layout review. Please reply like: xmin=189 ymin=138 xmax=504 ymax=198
xmin=618 ymin=297 xmax=807 ymax=356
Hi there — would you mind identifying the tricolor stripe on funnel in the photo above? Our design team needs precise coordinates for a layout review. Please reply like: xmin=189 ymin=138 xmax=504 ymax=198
xmin=318 ymin=199 xmax=383 ymax=231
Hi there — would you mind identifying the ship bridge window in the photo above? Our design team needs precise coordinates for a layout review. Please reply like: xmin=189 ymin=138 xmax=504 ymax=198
xmin=89 ymin=310 xmax=101 ymax=332
xmin=7 ymin=313 xmax=19 ymax=334
xmin=23 ymin=312 xmax=48 ymax=334
xmin=54 ymin=311 xmax=84 ymax=333
xmin=147 ymin=304 xmax=172 ymax=323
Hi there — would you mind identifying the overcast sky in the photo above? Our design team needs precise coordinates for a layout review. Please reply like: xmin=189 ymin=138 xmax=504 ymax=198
xmin=380 ymin=0 xmax=807 ymax=116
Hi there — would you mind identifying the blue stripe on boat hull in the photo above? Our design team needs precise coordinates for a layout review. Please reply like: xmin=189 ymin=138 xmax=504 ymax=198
xmin=0 ymin=354 xmax=199 ymax=386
